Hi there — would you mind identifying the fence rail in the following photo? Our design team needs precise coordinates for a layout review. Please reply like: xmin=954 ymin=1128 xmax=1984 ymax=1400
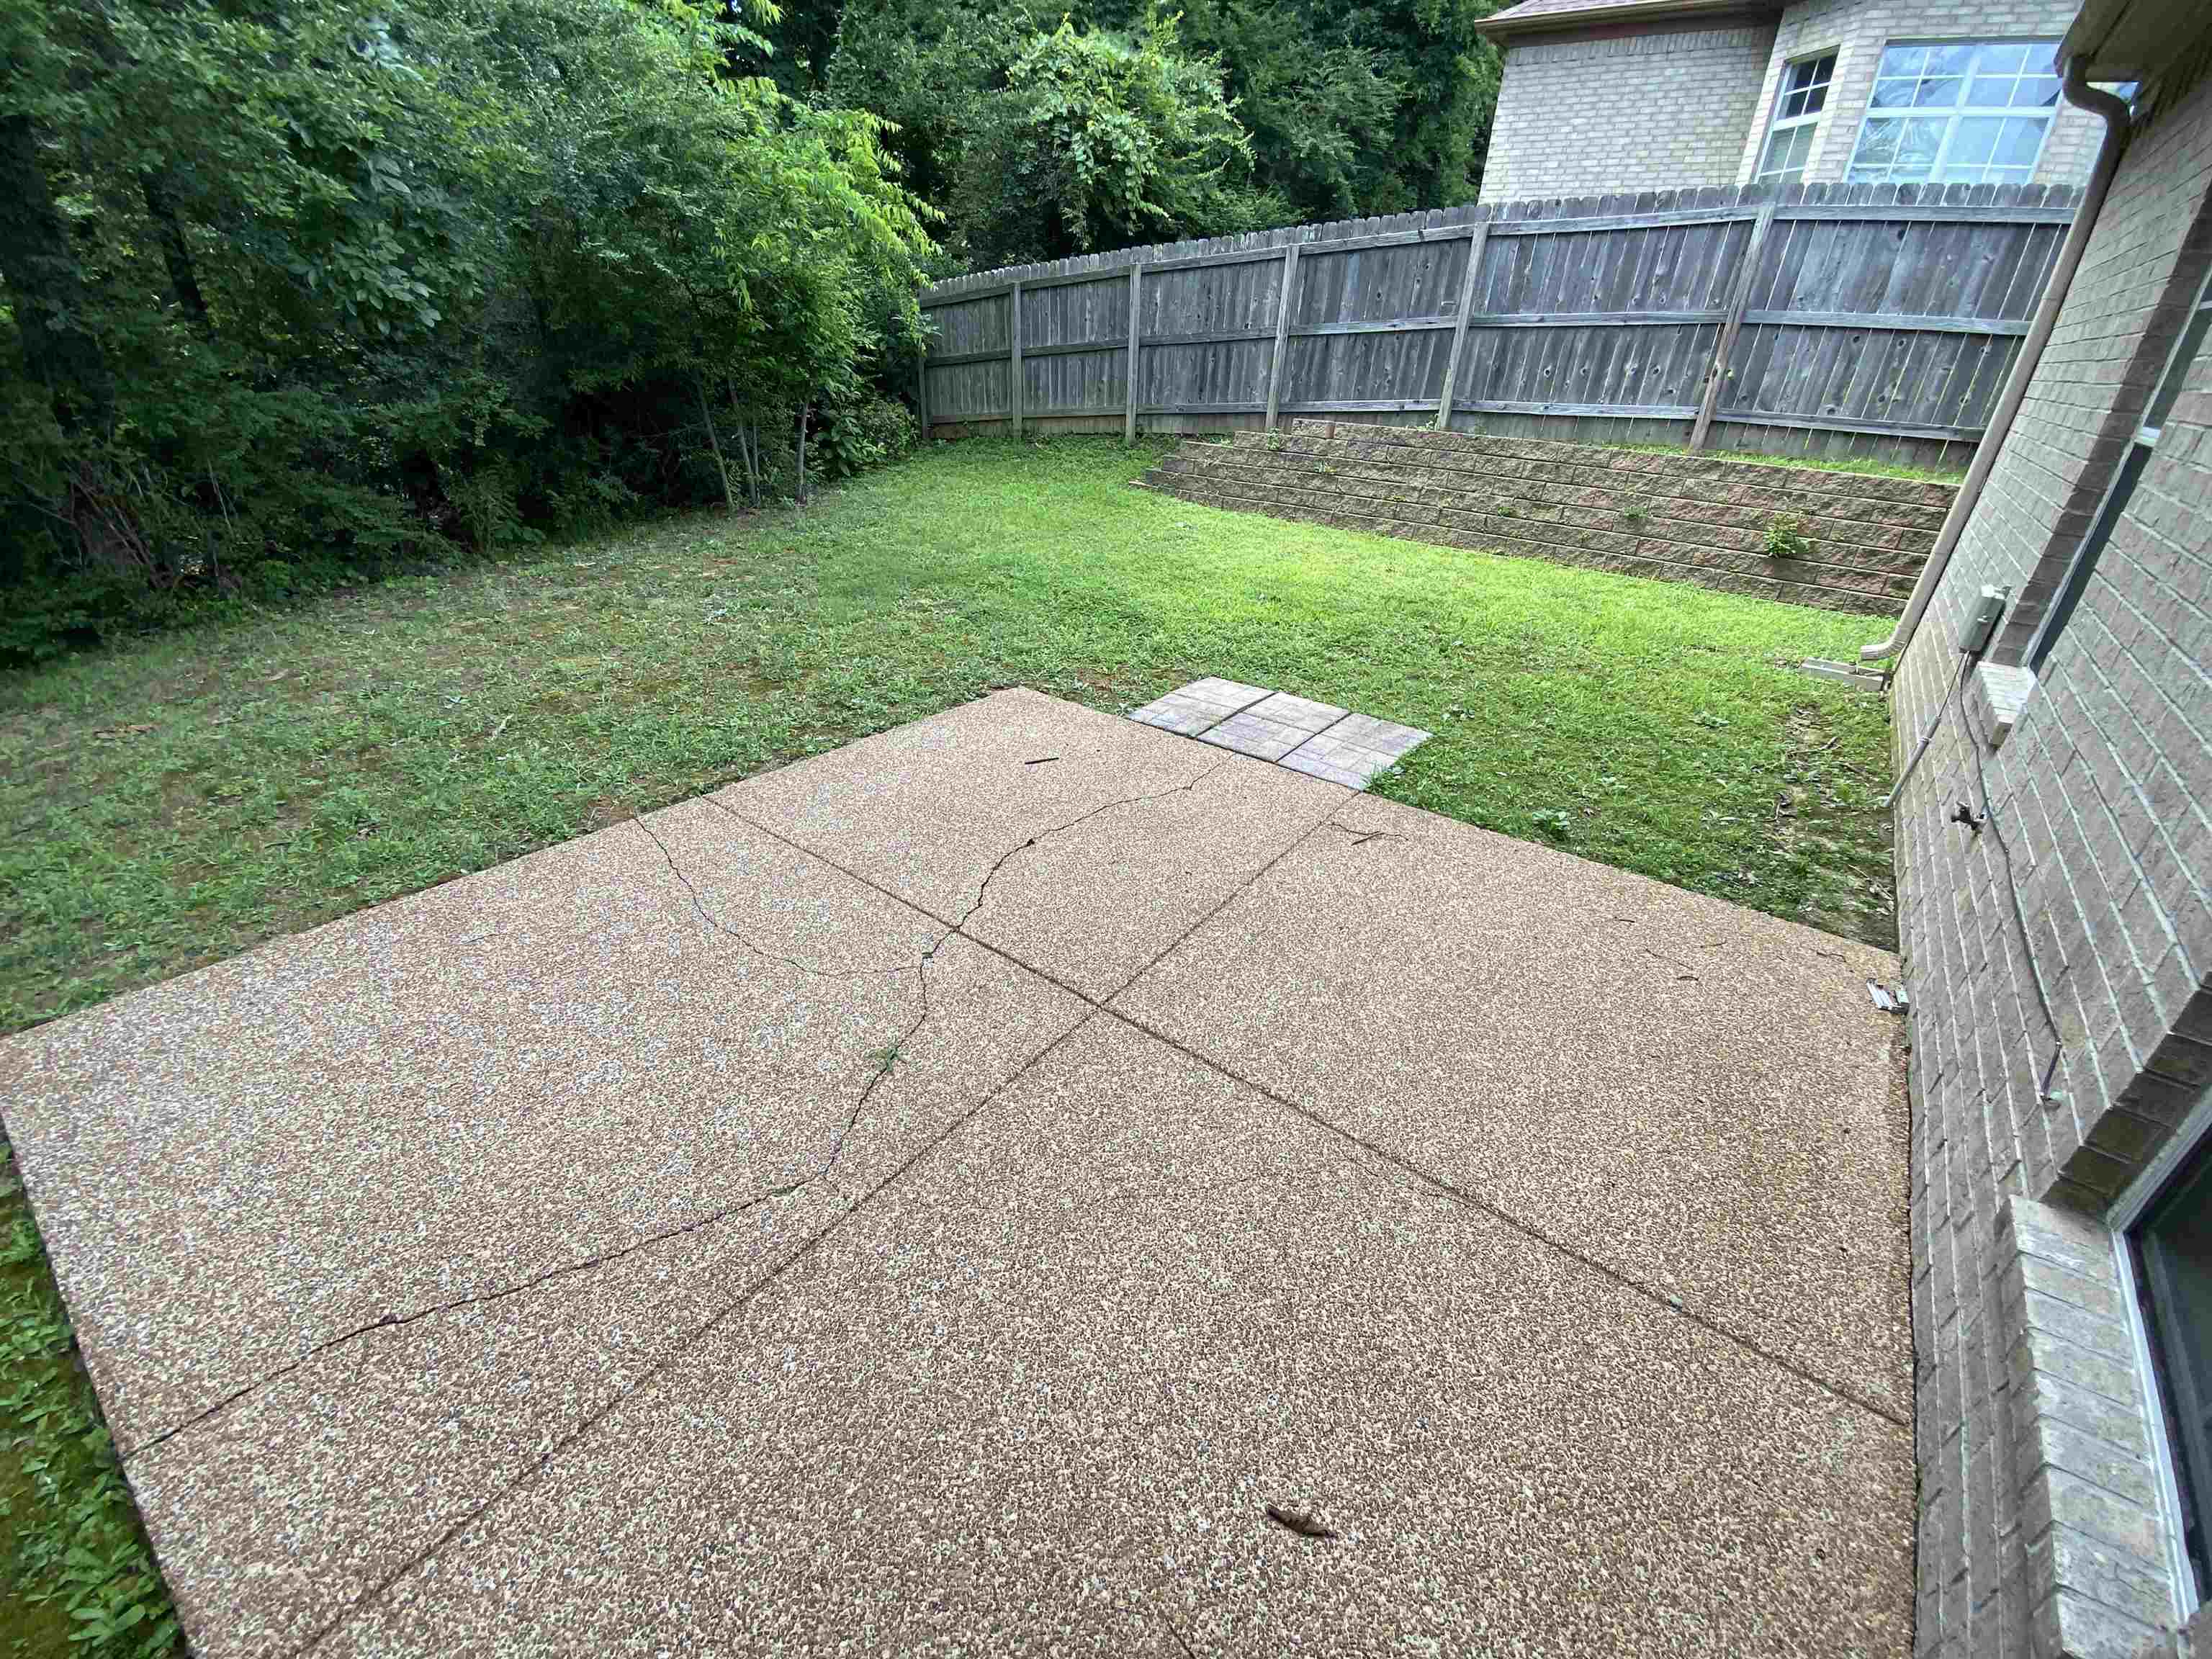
xmin=916 ymin=181 xmax=2081 ymax=465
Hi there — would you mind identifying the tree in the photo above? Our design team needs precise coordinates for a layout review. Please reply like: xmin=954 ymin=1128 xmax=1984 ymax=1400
xmin=0 ymin=0 xmax=935 ymax=656
xmin=954 ymin=12 xmax=1285 ymax=269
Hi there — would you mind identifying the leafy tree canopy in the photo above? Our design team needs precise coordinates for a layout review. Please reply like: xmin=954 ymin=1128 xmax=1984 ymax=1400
xmin=0 ymin=0 xmax=932 ymax=654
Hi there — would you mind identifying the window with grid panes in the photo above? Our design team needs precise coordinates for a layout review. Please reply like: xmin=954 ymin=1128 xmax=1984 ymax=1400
xmin=1846 ymin=40 xmax=2060 ymax=184
xmin=1755 ymin=52 xmax=1837 ymax=183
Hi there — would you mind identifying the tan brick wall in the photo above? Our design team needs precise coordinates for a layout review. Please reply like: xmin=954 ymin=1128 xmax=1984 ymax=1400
xmin=1477 ymin=0 xmax=2116 ymax=200
xmin=1735 ymin=0 xmax=2108 ymax=187
xmin=1479 ymin=19 xmax=1779 ymax=202
xmin=1138 ymin=422 xmax=1953 ymax=613
xmin=1892 ymin=43 xmax=2212 ymax=1659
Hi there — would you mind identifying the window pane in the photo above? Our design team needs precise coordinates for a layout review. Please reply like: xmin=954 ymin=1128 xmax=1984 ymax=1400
xmin=1927 ymin=42 xmax=1975 ymax=76
xmin=1995 ymin=116 xmax=2044 ymax=166
xmin=1879 ymin=44 xmax=1928 ymax=78
xmin=1966 ymin=73 xmax=2014 ymax=107
xmin=1853 ymin=117 xmax=1903 ymax=168
xmin=2014 ymin=74 xmax=2061 ymax=108
xmin=2022 ymin=41 xmax=2058 ymax=74
xmin=1759 ymin=124 xmax=1812 ymax=180
xmin=1917 ymin=74 xmax=1965 ymax=108
xmin=2133 ymin=1138 xmax=2212 ymax=1603
xmin=1897 ymin=117 xmax=1946 ymax=174
xmin=1948 ymin=117 xmax=2001 ymax=168
xmin=1870 ymin=76 xmax=1918 ymax=109
xmin=1974 ymin=42 xmax=2028 ymax=74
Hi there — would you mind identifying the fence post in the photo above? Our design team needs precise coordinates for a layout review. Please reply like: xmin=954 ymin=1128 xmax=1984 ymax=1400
xmin=1008 ymin=281 xmax=1023 ymax=439
xmin=1264 ymin=243 xmax=1300 ymax=431
xmin=1689 ymin=202 xmax=1776 ymax=452
xmin=1435 ymin=222 xmax=1488 ymax=431
xmin=1125 ymin=263 xmax=1143 ymax=444
xmin=914 ymin=318 xmax=930 ymax=439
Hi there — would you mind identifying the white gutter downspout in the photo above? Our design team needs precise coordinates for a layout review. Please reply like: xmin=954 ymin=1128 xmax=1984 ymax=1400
xmin=1860 ymin=61 xmax=2134 ymax=663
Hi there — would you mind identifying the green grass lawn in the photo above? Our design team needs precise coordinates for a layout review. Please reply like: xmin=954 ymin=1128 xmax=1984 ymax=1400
xmin=0 ymin=432 xmax=1898 ymax=1654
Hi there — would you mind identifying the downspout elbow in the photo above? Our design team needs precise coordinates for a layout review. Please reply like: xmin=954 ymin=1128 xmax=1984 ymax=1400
xmin=1858 ymin=60 xmax=2132 ymax=662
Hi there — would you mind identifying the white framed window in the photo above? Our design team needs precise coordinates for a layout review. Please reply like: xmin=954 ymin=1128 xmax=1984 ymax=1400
xmin=1754 ymin=51 xmax=1838 ymax=183
xmin=1846 ymin=40 xmax=2061 ymax=184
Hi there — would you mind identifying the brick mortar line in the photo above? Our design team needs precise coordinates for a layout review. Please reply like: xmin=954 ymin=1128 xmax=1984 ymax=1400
xmin=1192 ymin=490 xmax=1925 ymax=585
xmin=1263 ymin=426 xmax=1961 ymax=507
xmin=727 ymin=764 xmax=1915 ymax=1433
xmin=1250 ymin=433 xmax=1961 ymax=510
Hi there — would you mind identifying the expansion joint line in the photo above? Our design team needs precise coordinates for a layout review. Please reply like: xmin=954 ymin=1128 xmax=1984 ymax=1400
xmin=122 ymin=828 xmax=956 ymax=1464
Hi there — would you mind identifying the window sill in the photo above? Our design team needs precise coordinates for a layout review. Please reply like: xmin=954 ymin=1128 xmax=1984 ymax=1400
xmin=1997 ymin=1197 xmax=2190 ymax=1653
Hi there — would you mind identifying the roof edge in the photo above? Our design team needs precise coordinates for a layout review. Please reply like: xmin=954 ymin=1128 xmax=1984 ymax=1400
xmin=1475 ymin=0 xmax=1780 ymax=40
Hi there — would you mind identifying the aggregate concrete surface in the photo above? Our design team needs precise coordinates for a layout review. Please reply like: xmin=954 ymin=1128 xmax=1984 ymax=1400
xmin=0 ymin=688 xmax=1915 ymax=1658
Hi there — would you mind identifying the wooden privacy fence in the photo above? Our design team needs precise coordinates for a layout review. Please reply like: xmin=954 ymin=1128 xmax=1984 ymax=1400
xmin=916 ymin=181 xmax=2081 ymax=465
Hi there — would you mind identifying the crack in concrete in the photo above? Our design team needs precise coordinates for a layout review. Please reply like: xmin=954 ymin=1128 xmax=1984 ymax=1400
xmin=629 ymin=811 xmax=912 ymax=984
xmin=287 ymin=1008 xmax=1109 ymax=1659
xmin=122 ymin=855 xmax=958 ymax=1465
xmin=946 ymin=757 xmax=1236 ymax=932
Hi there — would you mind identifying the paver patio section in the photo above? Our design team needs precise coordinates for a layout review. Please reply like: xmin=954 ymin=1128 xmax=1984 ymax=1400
xmin=1129 ymin=680 xmax=1431 ymax=788
xmin=0 ymin=688 xmax=1914 ymax=1658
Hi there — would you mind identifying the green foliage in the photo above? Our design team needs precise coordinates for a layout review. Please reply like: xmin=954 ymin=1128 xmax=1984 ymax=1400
xmin=956 ymin=12 xmax=1283 ymax=267
xmin=824 ymin=0 xmax=1504 ymax=269
xmin=0 ymin=1150 xmax=180 ymax=1658
xmin=1766 ymin=511 xmax=1815 ymax=559
xmin=815 ymin=395 xmax=919 ymax=481
xmin=0 ymin=0 xmax=933 ymax=658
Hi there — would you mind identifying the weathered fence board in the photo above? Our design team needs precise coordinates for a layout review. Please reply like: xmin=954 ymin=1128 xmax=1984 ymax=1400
xmin=918 ymin=181 xmax=2082 ymax=465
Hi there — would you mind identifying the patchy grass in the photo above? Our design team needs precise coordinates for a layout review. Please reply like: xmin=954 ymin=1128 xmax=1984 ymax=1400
xmin=0 ymin=433 xmax=1900 ymax=1653
xmin=3 ymin=435 xmax=1899 ymax=1038
xmin=1618 ymin=439 xmax=1967 ymax=483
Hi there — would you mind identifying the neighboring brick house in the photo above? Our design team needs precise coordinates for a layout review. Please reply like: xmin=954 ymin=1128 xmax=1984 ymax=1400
xmin=1474 ymin=0 xmax=2114 ymax=202
xmin=1870 ymin=0 xmax=2212 ymax=1652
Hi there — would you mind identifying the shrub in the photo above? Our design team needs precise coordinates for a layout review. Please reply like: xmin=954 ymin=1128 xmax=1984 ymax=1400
xmin=1766 ymin=511 xmax=1814 ymax=559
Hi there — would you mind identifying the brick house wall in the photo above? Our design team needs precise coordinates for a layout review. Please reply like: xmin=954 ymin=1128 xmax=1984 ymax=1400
xmin=1476 ymin=0 xmax=2110 ymax=201
xmin=1892 ymin=37 xmax=2212 ymax=1659
xmin=1478 ymin=19 xmax=1779 ymax=202
xmin=1733 ymin=0 xmax=2110 ymax=186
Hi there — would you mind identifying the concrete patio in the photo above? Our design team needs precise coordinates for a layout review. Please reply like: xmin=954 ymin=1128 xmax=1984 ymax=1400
xmin=0 ymin=688 xmax=1914 ymax=1658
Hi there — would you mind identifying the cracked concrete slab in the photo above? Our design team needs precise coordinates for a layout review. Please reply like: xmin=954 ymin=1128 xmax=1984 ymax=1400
xmin=719 ymin=687 xmax=1346 ymax=995
xmin=1113 ymin=790 xmax=1912 ymax=1421
xmin=115 ymin=921 xmax=1081 ymax=1659
xmin=315 ymin=1019 xmax=1911 ymax=1659
xmin=0 ymin=792 xmax=1083 ymax=1501
xmin=1 ymin=690 xmax=1914 ymax=1658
